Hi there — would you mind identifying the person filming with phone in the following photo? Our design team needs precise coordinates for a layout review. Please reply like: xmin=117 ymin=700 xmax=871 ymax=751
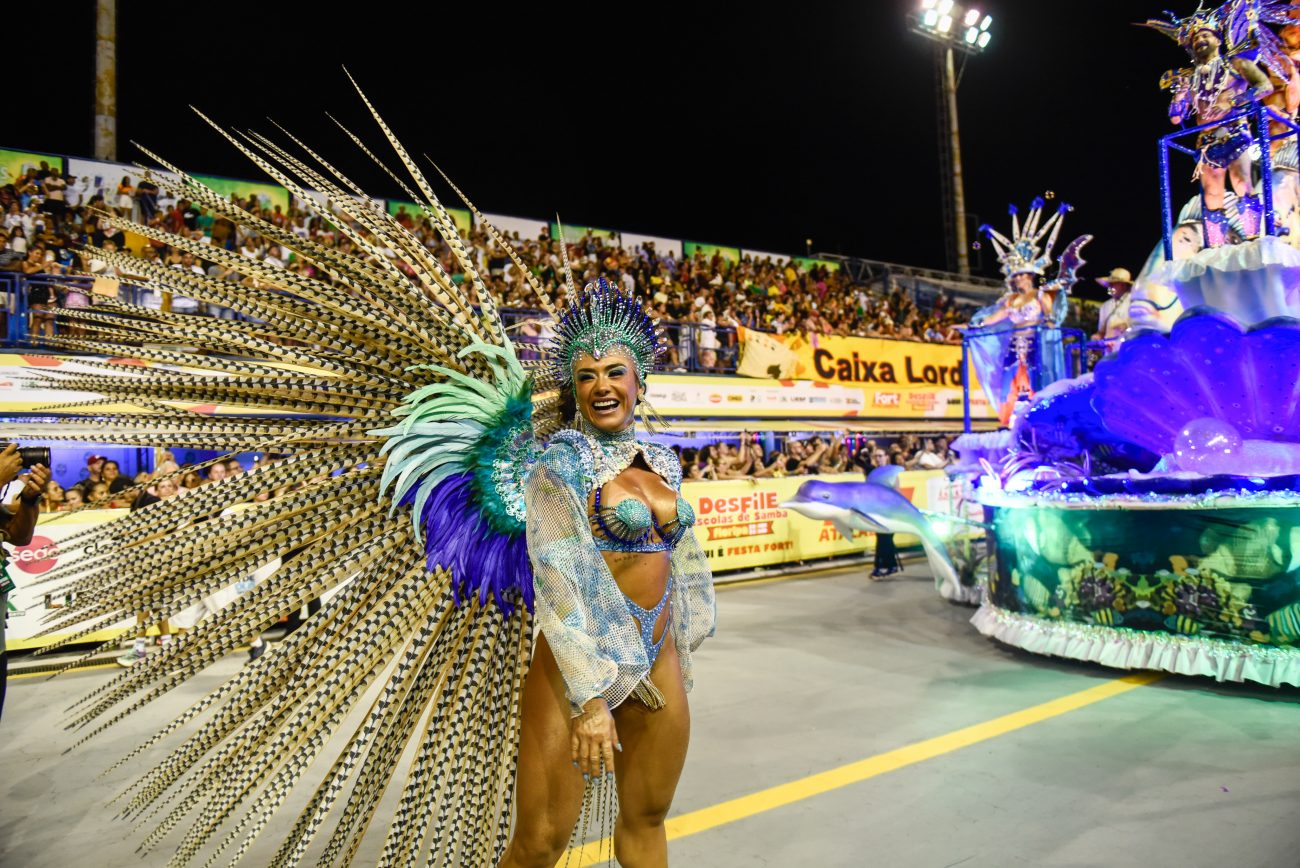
xmin=0 ymin=443 xmax=51 ymax=722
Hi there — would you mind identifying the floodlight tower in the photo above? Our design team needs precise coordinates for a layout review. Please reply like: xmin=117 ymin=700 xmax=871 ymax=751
xmin=910 ymin=1 xmax=993 ymax=276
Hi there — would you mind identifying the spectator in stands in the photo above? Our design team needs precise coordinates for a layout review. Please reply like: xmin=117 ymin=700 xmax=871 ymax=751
xmin=77 ymin=455 xmax=105 ymax=492
xmin=62 ymin=487 xmax=84 ymax=510
xmin=6 ymin=224 xmax=28 ymax=257
xmin=136 ymin=176 xmax=159 ymax=223
xmin=750 ymin=444 xmax=787 ymax=478
xmin=168 ymin=251 xmax=205 ymax=314
xmin=715 ymin=442 xmax=756 ymax=479
xmin=906 ymin=439 xmax=948 ymax=470
xmin=206 ymin=462 xmax=228 ymax=485
xmin=133 ymin=477 xmax=179 ymax=511
xmin=0 ymin=229 xmax=20 ymax=272
xmin=180 ymin=469 xmax=203 ymax=490
xmin=115 ymin=176 xmax=134 ymax=218
xmin=696 ymin=301 xmax=719 ymax=370
xmin=41 ymin=168 xmax=67 ymax=231
xmin=24 ymin=254 xmax=55 ymax=339
xmin=102 ymin=460 xmax=131 ymax=495
xmin=41 ymin=480 xmax=66 ymax=513
xmin=65 ymin=175 xmax=86 ymax=210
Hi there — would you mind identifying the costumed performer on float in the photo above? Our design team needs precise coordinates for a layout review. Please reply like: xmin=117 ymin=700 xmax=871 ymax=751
xmin=965 ymin=197 xmax=1090 ymax=425
xmin=1143 ymin=1 xmax=1298 ymax=245
xmin=1092 ymin=266 xmax=1135 ymax=351
xmin=503 ymin=277 xmax=716 ymax=866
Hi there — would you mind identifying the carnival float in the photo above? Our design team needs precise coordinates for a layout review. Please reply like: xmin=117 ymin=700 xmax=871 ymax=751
xmin=955 ymin=0 xmax=1300 ymax=688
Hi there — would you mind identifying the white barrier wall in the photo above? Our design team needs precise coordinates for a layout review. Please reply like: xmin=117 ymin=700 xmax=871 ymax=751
xmin=620 ymin=232 xmax=683 ymax=258
xmin=481 ymin=212 xmax=550 ymax=242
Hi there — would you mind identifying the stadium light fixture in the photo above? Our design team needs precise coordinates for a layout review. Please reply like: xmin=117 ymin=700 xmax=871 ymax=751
xmin=911 ymin=0 xmax=994 ymax=55
xmin=909 ymin=0 xmax=995 ymax=277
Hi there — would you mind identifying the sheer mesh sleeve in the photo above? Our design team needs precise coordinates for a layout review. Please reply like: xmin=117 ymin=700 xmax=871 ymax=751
xmin=647 ymin=442 xmax=717 ymax=662
xmin=525 ymin=443 xmax=652 ymax=714
xmin=670 ymin=526 xmax=716 ymax=661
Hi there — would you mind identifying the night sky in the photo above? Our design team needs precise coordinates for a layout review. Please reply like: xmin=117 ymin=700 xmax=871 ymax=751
xmin=34 ymin=1 xmax=1190 ymax=300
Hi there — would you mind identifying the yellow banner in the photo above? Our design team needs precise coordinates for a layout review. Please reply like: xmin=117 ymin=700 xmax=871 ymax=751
xmin=736 ymin=329 xmax=993 ymax=420
xmin=681 ymin=469 xmax=956 ymax=572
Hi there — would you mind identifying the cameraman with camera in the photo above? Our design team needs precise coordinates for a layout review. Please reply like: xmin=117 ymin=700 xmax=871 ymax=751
xmin=0 ymin=443 xmax=51 ymax=722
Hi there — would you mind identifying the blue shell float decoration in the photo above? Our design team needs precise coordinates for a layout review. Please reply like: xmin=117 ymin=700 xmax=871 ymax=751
xmin=1093 ymin=309 xmax=1300 ymax=457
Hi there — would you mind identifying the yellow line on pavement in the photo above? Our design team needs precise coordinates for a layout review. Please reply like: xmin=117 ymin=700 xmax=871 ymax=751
xmin=567 ymin=671 xmax=1163 ymax=864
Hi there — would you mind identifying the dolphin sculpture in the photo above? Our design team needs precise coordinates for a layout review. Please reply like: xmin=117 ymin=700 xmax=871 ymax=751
xmin=780 ymin=478 xmax=963 ymax=601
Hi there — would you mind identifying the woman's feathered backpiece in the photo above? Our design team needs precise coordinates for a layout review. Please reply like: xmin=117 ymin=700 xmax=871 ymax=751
xmin=11 ymin=74 xmax=568 ymax=866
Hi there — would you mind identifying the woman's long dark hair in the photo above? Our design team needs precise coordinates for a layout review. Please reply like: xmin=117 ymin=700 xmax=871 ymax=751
xmin=558 ymin=383 xmax=577 ymax=427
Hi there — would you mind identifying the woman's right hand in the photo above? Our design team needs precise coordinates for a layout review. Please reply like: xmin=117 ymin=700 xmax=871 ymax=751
xmin=0 ymin=444 xmax=23 ymax=489
xmin=571 ymin=697 xmax=619 ymax=778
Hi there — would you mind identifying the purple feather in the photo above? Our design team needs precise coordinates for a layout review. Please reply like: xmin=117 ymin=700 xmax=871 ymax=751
xmin=402 ymin=472 xmax=533 ymax=616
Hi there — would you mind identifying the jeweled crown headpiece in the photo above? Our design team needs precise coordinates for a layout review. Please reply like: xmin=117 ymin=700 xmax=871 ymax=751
xmin=979 ymin=196 xmax=1071 ymax=280
xmin=546 ymin=277 xmax=664 ymax=386
xmin=1139 ymin=4 xmax=1225 ymax=49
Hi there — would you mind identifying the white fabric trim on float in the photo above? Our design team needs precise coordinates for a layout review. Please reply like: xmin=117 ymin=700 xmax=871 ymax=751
xmin=971 ymin=603 xmax=1300 ymax=689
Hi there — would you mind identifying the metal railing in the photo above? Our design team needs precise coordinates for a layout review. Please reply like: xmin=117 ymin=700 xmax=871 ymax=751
xmin=1159 ymin=101 xmax=1300 ymax=257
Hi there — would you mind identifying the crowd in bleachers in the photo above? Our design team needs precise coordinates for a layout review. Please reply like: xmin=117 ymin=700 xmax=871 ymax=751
xmin=674 ymin=432 xmax=956 ymax=480
xmin=1 ymin=161 xmax=975 ymax=364
xmin=34 ymin=453 xmax=278 ymax=512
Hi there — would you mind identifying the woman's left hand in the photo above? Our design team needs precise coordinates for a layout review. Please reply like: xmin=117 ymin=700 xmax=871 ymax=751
xmin=572 ymin=697 xmax=619 ymax=778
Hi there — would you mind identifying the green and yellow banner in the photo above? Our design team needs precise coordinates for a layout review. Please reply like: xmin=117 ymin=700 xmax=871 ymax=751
xmin=683 ymin=241 xmax=740 ymax=264
xmin=550 ymin=222 xmax=618 ymax=243
xmin=390 ymin=199 xmax=472 ymax=236
xmin=194 ymin=174 xmax=290 ymax=212
xmin=0 ymin=148 xmax=63 ymax=187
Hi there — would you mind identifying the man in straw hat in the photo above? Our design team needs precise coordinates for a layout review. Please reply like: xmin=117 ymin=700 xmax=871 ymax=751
xmin=1093 ymin=267 xmax=1135 ymax=350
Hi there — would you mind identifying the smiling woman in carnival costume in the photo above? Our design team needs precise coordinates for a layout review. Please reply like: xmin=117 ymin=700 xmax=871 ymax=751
xmin=502 ymin=276 xmax=716 ymax=866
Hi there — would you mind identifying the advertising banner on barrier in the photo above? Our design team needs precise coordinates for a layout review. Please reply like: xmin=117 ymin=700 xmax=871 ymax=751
xmin=550 ymin=222 xmax=618 ymax=243
xmin=4 ymin=508 xmax=131 ymax=648
xmin=736 ymin=329 xmax=994 ymax=420
xmin=192 ymin=173 xmax=290 ymax=212
xmin=793 ymin=257 xmax=841 ymax=273
xmin=683 ymin=242 xmax=740 ymax=264
xmin=644 ymin=374 xmax=868 ymax=418
xmin=680 ymin=469 xmax=957 ymax=572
